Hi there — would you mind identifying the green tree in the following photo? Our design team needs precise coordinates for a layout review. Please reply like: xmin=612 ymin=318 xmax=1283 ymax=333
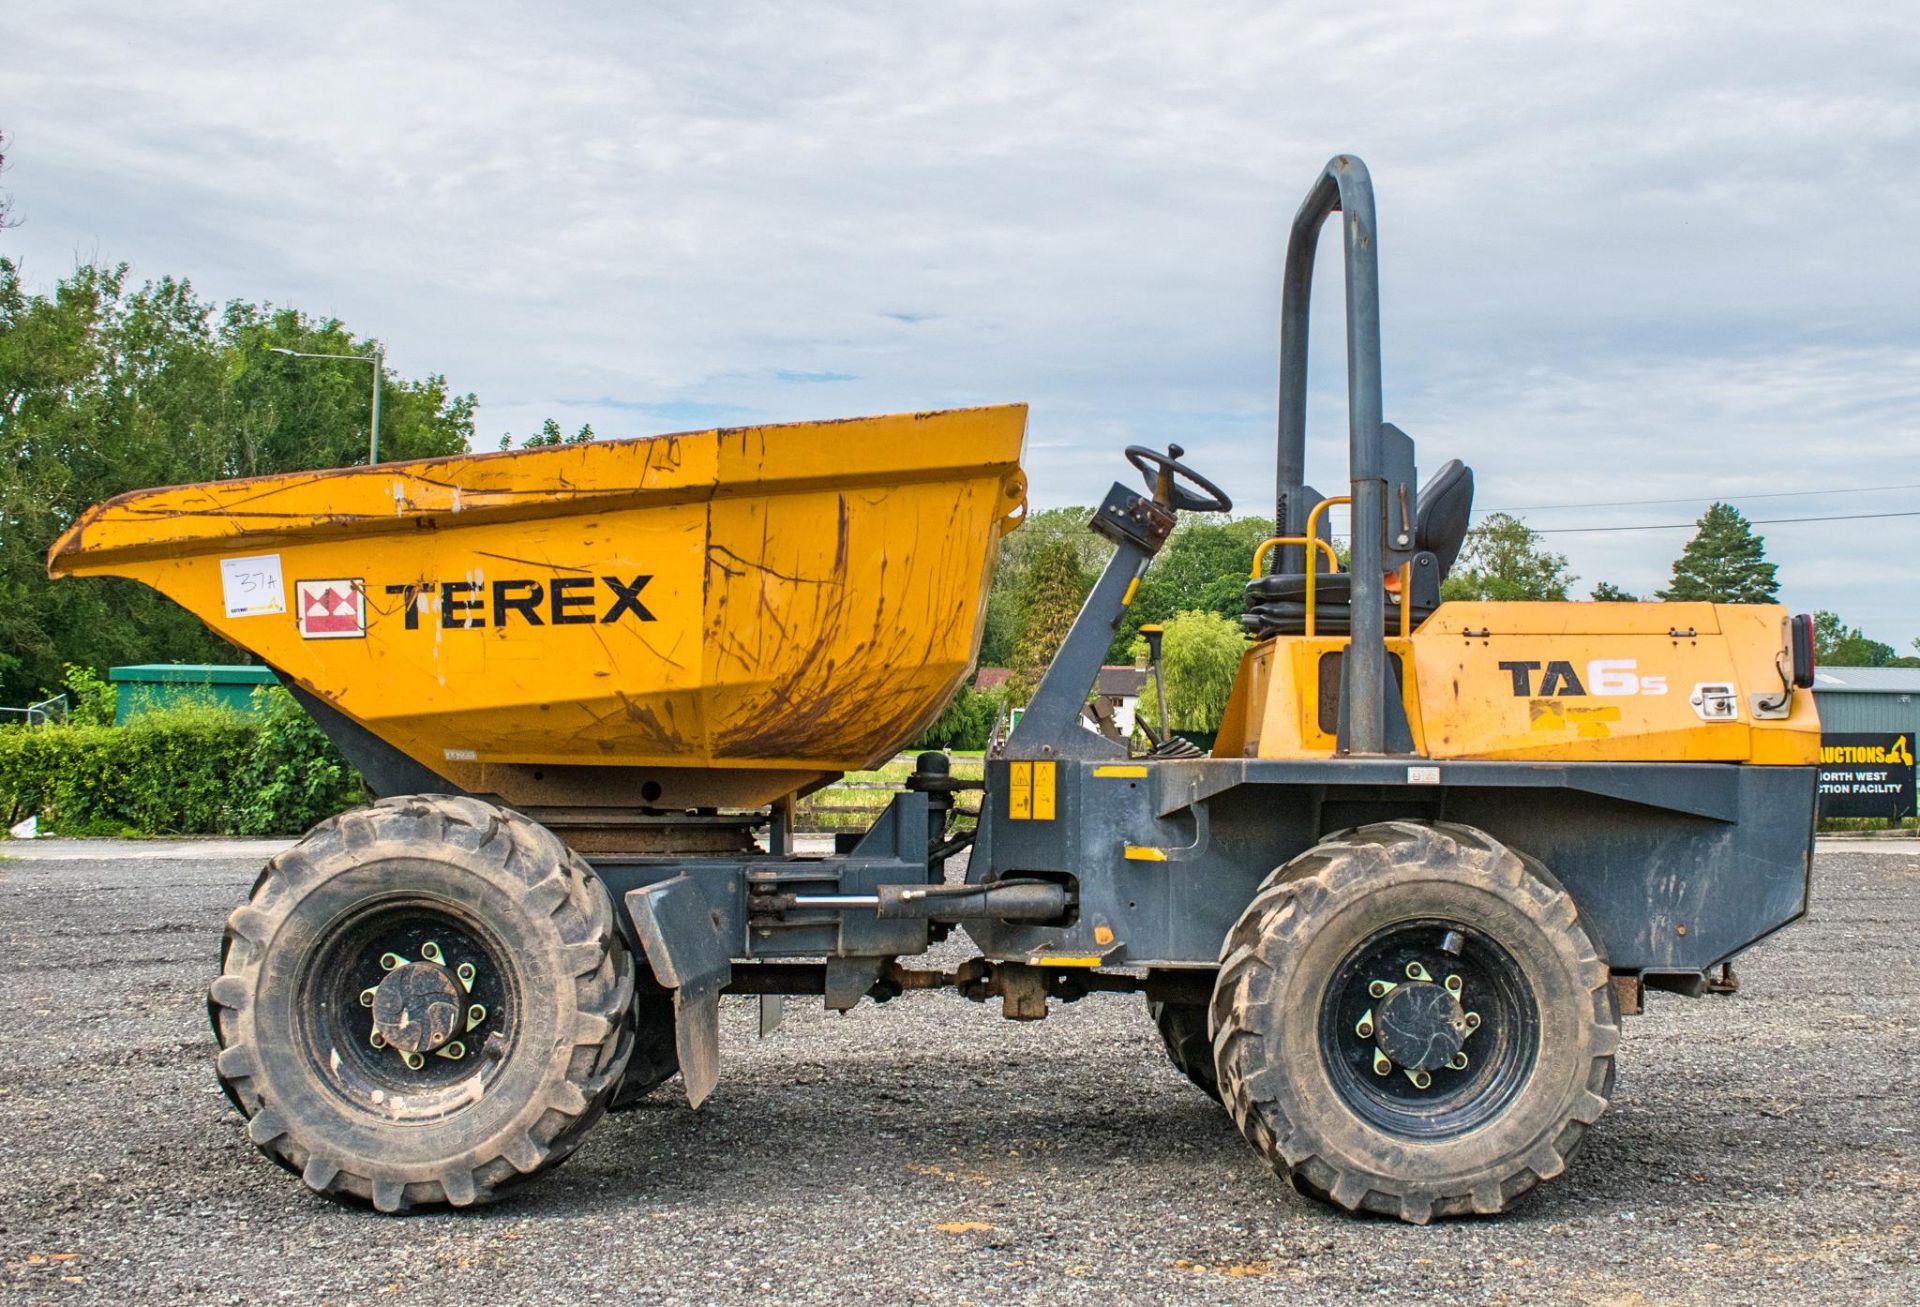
xmin=910 ymin=681 xmax=1010 ymax=752
xmin=1590 ymin=581 xmax=1638 ymax=602
xmin=503 ymin=418 xmax=594 ymax=450
xmin=1110 ymin=516 xmax=1272 ymax=659
xmin=1811 ymin=611 xmax=1899 ymax=667
xmin=1440 ymin=513 xmax=1574 ymax=601
xmin=978 ymin=506 xmax=1111 ymax=668
xmin=1008 ymin=537 xmax=1094 ymax=697
xmin=1657 ymin=503 xmax=1778 ymax=603
xmin=0 ymin=259 xmax=475 ymax=703
xmin=1149 ymin=610 xmax=1246 ymax=733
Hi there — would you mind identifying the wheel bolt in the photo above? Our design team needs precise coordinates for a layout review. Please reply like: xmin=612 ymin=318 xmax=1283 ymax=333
xmin=379 ymin=952 xmax=405 ymax=971
xmin=1463 ymin=1011 xmax=1481 ymax=1033
xmin=401 ymin=1051 xmax=424 ymax=1071
xmin=420 ymin=941 xmax=445 ymax=965
xmin=1368 ymin=979 xmax=1394 ymax=999
xmin=369 ymin=1030 xmax=387 ymax=1049
xmin=1444 ymin=974 xmax=1463 ymax=997
xmin=467 ymin=1003 xmax=487 ymax=1031
xmin=456 ymin=962 xmax=476 ymax=991
xmin=1372 ymin=1048 xmax=1392 ymax=1077
xmin=1405 ymin=961 xmax=1433 ymax=982
xmin=1354 ymin=1008 xmax=1374 ymax=1040
xmin=434 ymin=1040 xmax=466 ymax=1061
xmin=359 ymin=987 xmax=377 ymax=1007
xmin=1448 ymin=1052 xmax=1469 ymax=1071
xmin=1406 ymin=1068 xmax=1432 ymax=1090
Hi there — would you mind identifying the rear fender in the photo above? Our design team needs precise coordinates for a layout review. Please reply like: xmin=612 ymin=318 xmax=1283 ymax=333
xmin=623 ymin=877 xmax=733 ymax=1108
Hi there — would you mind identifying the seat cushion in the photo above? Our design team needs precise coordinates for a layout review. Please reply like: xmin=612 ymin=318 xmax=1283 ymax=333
xmin=1242 ymin=595 xmax=1439 ymax=639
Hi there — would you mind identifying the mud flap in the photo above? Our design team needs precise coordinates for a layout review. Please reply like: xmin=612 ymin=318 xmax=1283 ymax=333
xmin=623 ymin=878 xmax=732 ymax=1109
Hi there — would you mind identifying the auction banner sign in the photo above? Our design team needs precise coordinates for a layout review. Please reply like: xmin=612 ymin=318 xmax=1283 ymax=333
xmin=1817 ymin=732 xmax=1915 ymax=819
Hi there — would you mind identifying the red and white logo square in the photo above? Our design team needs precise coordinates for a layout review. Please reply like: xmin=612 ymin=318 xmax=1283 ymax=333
xmin=296 ymin=579 xmax=366 ymax=639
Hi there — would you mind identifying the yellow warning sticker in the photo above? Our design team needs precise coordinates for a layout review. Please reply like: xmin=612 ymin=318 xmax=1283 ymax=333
xmin=1009 ymin=761 xmax=1032 ymax=820
xmin=1033 ymin=760 xmax=1056 ymax=821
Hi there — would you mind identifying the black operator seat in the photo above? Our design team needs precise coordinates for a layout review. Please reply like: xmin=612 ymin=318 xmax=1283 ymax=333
xmin=1241 ymin=459 xmax=1475 ymax=639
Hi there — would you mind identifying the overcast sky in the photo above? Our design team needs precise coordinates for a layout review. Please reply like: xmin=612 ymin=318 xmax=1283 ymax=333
xmin=5 ymin=3 xmax=1916 ymax=642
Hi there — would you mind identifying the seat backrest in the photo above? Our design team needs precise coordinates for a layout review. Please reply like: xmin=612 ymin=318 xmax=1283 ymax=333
xmin=1413 ymin=459 xmax=1474 ymax=576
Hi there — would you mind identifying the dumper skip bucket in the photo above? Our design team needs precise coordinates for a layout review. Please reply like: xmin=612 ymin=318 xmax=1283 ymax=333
xmin=49 ymin=406 xmax=1028 ymax=812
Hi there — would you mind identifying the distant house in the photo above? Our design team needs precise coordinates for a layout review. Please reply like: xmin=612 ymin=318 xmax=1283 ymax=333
xmin=1089 ymin=664 xmax=1150 ymax=738
xmin=973 ymin=664 xmax=1148 ymax=742
xmin=974 ymin=667 xmax=1014 ymax=694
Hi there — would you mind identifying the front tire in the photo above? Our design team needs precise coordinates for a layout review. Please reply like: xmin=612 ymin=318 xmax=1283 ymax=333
xmin=1211 ymin=821 xmax=1618 ymax=1223
xmin=208 ymin=795 xmax=635 ymax=1212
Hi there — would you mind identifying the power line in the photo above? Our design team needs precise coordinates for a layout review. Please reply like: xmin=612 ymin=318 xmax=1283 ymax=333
xmin=1533 ymin=509 xmax=1920 ymax=535
xmin=1477 ymin=481 xmax=1920 ymax=514
xmin=1318 ymin=506 xmax=1920 ymax=539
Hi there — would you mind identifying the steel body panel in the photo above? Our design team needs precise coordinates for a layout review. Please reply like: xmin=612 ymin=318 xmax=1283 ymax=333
xmin=49 ymin=406 xmax=1029 ymax=810
xmin=595 ymin=758 xmax=1813 ymax=986
xmin=972 ymin=757 xmax=1816 ymax=975
xmin=1217 ymin=603 xmax=1822 ymax=768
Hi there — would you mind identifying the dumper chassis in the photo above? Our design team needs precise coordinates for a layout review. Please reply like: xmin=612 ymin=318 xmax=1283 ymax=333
xmin=60 ymin=156 xmax=1821 ymax=1222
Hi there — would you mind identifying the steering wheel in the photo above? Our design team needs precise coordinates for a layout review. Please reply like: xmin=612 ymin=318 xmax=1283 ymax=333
xmin=1124 ymin=444 xmax=1234 ymax=514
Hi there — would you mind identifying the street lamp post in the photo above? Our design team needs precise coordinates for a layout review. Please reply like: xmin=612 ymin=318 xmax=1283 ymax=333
xmin=269 ymin=345 xmax=385 ymax=465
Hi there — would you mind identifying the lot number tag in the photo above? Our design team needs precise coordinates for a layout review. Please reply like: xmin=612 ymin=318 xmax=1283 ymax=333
xmin=220 ymin=554 xmax=286 ymax=618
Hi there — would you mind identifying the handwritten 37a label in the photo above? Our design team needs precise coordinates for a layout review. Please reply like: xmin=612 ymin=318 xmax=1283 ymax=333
xmin=220 ymin=554 xmax=286 ymax=618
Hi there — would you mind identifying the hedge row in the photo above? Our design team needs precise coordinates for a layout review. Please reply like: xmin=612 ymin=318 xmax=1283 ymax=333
xmin=0 ymin=689 xmax=363 ymax=837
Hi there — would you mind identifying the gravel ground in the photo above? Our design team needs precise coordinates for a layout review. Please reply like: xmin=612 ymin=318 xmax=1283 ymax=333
xmin=0 ymin=838 xmax=1914 ymax=1306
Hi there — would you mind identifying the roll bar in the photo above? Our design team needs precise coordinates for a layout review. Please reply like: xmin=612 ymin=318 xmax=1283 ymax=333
xmin=1273 ymin=154 xmax=1392 ymax=755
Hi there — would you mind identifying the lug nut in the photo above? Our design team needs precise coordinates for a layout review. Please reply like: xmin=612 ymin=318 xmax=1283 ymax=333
xmin=1368 ymin=979 xmax=1394 ymax=999
xmin=456 ymin=962 xmax=476 ymax=991
xmin=1372 ymin=1049 xmax=1392 ymax=1077
xmin=1464 ymin=1011 xmax=1481 ymax=1032
xmin=1444 ymin=974 xmax=1463 ymax=996
xmin=379 ymin=952 xmax=405 ymax=971
xmin=1448 ymin=1052 xmax=1469 ymax=1071
xmin=401 ymin=1051 xmax=424 ymax=1071
xmin=369 ymin=1030 xmax=387 ymax=1049
xmin=1406 ymin=1069 xmax=1432 ymax=1090
xmin=1354 ymin=1008 xmax=1374 ymax=1040
xmin=359 ymin=987 xmax=377 ymax=1007
xmin=420 ymin=941 xmax=444 ymax=964
xmin=435 ymin=1040 xmax=466 ymax=1061
xmin=1405 ymin=962 xmax=1433 ymax=982
xmin=467 ymin=1003 xmax=487 ymax=1031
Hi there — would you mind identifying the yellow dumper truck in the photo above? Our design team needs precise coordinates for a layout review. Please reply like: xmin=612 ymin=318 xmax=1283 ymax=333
xmin=49 ymin=157 xmax=1821 ymax=1222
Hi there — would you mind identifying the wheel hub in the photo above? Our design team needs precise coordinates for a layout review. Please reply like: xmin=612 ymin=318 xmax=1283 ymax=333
xmin=358 ymin=940 xmax=488 ymax=1070
xmin=370 ymin=961 xmax=464 ymax=1055
xmin=1350 ymin=957 xmax=1482 ymax=1091
xmin=1372 ymin=980 xmax=1467 ymax=1072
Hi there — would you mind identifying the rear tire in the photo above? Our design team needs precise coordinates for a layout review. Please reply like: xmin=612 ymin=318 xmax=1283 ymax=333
xmin=1211 ymin=821 xmax=1618 ymax=1223
xmin=1147 ymin=998 xmax=1220 ymax=1102
xmin=208 ymin=794 xmax=635 ymax=1212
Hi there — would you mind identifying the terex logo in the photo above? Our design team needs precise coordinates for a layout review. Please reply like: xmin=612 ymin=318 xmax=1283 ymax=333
xmin=1499 ymin=658 xmax=1668 ymax=698
xmin=382 ymin=575 xmax=655 ymax=629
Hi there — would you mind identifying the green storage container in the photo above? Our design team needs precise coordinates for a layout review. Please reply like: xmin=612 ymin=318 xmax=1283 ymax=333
xmin=108 ymin=664 xmax=279 ymax=725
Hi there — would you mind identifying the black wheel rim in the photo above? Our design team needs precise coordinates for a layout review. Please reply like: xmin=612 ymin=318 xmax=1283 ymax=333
xmin=1318 ymin=918 xmax=1538 ymax=1141
xmin=295 ymin=895 xmax=519 ymax=1124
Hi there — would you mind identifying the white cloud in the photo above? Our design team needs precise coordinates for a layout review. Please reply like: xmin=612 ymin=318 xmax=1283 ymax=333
xmin=3 ymin=0 xmax=1916 ymax=640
